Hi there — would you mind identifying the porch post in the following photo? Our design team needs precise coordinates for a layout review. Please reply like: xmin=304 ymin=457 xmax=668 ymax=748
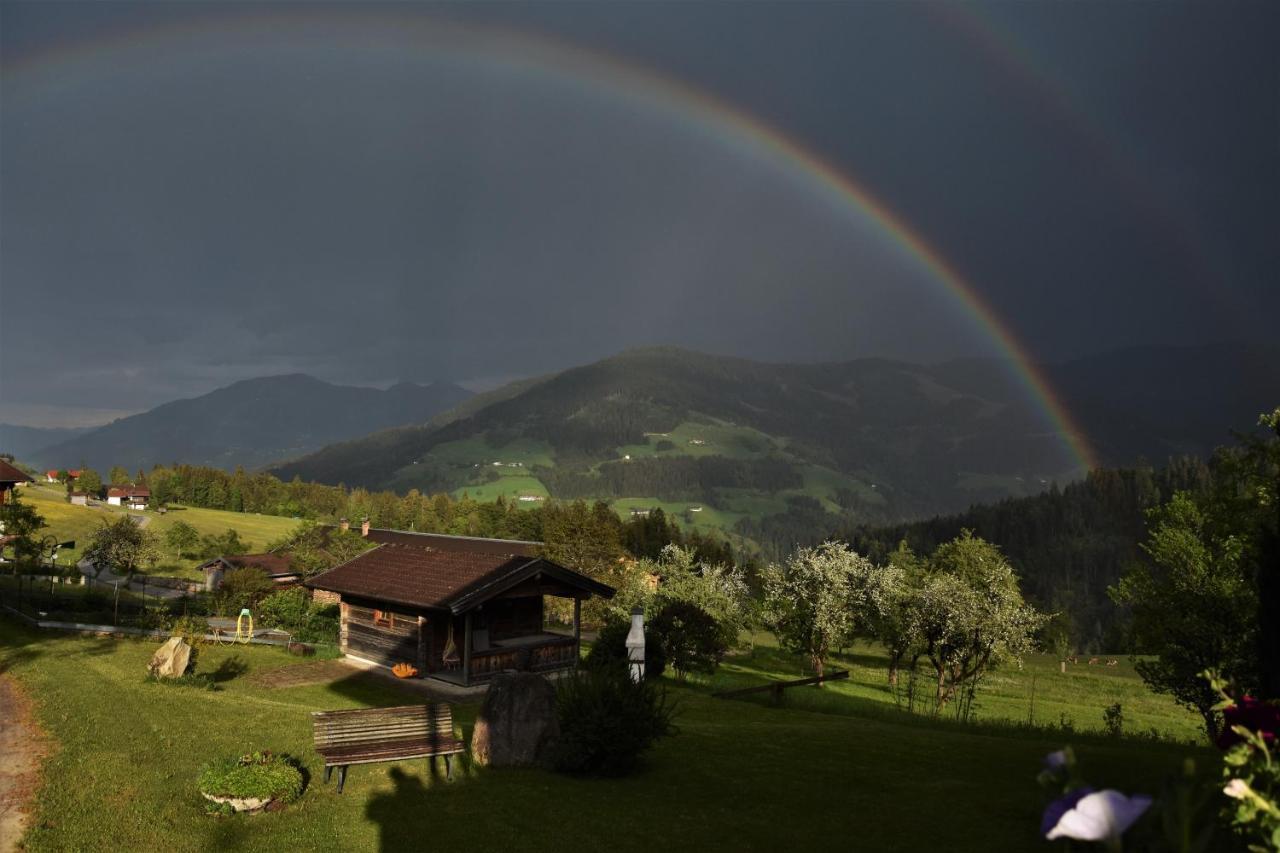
xmin=573 ymin=597 xmax=582 ymax=668
xmin=462 ymin=611 xmax=473 ymax=687
xmin=416 ymin=615 xmax=427 ymax=676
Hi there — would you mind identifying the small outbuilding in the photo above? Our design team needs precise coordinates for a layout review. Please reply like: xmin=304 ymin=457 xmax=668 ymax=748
xmin=305 ymin=529 xmax=615 ymax=687
xmin=200 ymin=553 xmax=303 ymax=591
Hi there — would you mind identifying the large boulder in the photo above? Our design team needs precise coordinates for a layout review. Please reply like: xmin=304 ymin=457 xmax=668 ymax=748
xmin=471 ymin=672 xmax=559 ymax=768
xmin=148 ymin=636 xmax=193 ymax=679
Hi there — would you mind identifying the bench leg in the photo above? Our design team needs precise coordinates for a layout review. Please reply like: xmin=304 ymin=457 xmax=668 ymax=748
xmin=445 ymin=754 xmax=453 ymax=782
xmin=336 ymin=766 xmax=348 ymax=794
xmin=324 ymin=765 xmax=332 ymax=784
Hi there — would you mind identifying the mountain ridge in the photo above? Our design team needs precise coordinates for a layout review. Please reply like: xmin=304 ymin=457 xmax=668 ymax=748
xmin=268 ymin=343 xmax=1278 ymax=536
xmin=26 ymin=374 xmax=474 ymax=475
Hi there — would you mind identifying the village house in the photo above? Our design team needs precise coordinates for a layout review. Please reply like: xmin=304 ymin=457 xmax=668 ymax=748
xmin=305 ymin=527 xmax=614 ymax=687
xmin=44 ymin=469 xmax=82 ymax=483
xmin=106 ymin=485 xmax=150 ymax=509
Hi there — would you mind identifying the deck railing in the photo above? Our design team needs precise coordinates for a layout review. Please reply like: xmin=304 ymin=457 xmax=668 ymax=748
xmin=467 ymin=635 xmax=577 ymax=680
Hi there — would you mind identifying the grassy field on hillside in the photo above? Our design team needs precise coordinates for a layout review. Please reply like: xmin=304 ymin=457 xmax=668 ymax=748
xmin=708 ymin=635 xmax=1205 ymax=743
xmin=18 ymin=484 xmax=301 ymax=579
xmin=0 ymin=620 xmax=1208 ymax=852
xmin=615 ymin=420 xmax=782 ymax=461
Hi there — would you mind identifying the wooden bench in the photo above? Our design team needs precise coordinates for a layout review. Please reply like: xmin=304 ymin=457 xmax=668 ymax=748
xmin=711 ymin=670 xmax=850 ymax=702
xmin=312 ymin=704 xmax=466 ymax=793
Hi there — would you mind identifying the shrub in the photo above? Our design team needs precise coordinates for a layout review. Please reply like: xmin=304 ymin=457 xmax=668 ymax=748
xmin=137 ymin=603 xmax=174 ymax=633
xmin=553 ymin=667 xmax=676 ymax=776
xmin=199 ymin=529 xmax=248 ymax=560
xmin=256 ymin=589 xmax=310 ymax=631
xmin=256 ymin=589 xmax=338 ymax=644
xmin=648 ymin=601 xmax=728 ymax=680
xmin=214 ymin=568 xmax=274 ymax=616
xmin=585 ymin=616 xmax=668 ymax=681
xmin=197 ymin=751 xmax=303 ymax=806
xmin=1103 ymin=702 xmax=1125 ymax=738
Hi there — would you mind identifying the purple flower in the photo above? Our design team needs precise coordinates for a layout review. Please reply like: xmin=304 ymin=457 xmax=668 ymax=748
xmin=1043 ymin=789 xmax=1152 ymax=842
xmin=1041 ymin=787 xmax=1093 ymax=837
xmin=1217 ymin=696 xmax=1280 ymax=750
xmin=1042 ymin=750 xmax=1068 ymax=772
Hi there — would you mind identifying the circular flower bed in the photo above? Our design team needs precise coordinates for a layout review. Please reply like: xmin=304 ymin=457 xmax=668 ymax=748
xmin=197 ymin=751 xmax=303 ymax=814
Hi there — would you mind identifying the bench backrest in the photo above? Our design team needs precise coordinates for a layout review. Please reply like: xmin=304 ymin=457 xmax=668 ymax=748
xmin=312 ymin=704 xmax=454 ymax=748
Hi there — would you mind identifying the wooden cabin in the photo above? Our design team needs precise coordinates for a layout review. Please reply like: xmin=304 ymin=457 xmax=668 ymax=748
xmin=305 ymin=530 xmax=614 ymax=686
xmin=0 ymin=459 xmax=33 ymax=505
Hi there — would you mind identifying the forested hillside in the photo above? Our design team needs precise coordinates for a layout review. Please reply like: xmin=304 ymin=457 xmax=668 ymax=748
xmin=846 ymin=458 xmax=1214 ymax=652
xmin=273 ymin=344 xmax=1279 ymax=546
xmin=273 ymin=346 xmax=1087 ymax=525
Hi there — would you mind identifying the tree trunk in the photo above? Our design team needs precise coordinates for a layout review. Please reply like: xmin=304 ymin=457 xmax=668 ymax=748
xmin=888 ymin=649 xmax=905 ymax=686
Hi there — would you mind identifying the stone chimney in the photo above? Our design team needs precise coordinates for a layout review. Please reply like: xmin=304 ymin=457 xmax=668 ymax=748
xmin=339 ymin=518 xmax=349 ymax=532
xmin=361 ymin=517 xmax=370 ymax=537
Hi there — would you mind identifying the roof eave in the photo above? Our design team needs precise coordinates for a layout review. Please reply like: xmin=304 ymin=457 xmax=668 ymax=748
xmin=447 ymin=557 xmax=615 ymax=614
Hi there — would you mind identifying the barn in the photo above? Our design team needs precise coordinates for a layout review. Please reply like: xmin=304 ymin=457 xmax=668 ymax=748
xmin=305 ymin=529 xmax=614 ymax=686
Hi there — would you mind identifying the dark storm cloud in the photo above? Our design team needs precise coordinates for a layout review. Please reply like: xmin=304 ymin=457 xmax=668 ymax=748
xmin=1 ymin=1 xmax=1275 ymax=424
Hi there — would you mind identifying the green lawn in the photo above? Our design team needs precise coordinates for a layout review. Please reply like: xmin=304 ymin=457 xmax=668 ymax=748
xmin=0 ymin=620 xmax=1208 ymax=852
xmin=453 ymin=475 xmax=551 ymax=503
xmin=20 ymin=483 xmax=302 ymax=580
xmin=708 ymin=635 xmax=1205 ymax=743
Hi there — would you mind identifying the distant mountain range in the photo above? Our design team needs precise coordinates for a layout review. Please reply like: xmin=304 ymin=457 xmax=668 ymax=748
xmin=269 ymin=343 xmax=1280 ymax=539
xmin=0 ymin=424 xmax=95 ymax=461
xmin=22 ymin=375 xmax=473 ymax=475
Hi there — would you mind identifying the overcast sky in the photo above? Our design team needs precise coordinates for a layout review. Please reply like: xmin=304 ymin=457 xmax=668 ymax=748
xmin=1 ymin=1 xmax=1275 ymax=426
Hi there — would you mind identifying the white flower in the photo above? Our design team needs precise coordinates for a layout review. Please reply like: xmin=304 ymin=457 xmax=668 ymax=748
xmin=1223 ymin=778 xmax=1251 ymax=800
xmin=1044 ymin=789 xmax=1153 ymax=842
xmin=1043 ymin=749 xmax=1068 ymax=770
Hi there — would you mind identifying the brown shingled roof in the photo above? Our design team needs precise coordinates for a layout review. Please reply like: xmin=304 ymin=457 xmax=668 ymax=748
xmin=107 ymin=485 xmax=150 ymax=498
xmin=198 ymin=552 xmax=297 ymax=577
xmin=0 ymin=460 xmax=33 ymax=484
xmin=306 ymin=539 xmax=612 ymax=612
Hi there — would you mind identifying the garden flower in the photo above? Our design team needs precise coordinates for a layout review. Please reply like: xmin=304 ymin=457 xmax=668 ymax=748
xmin=1041 ymin=787 xmax=1093 ymax=837
xmin=1216 ymin=696 xmax=1280 ymax=749
xmin=1223 ymin=778 xmax=1251 ymax=800
xmin=1043 ymin=789 xmax=1152 ymax=842
xmin=1043 ymin=750 xmax=1068 ymax=771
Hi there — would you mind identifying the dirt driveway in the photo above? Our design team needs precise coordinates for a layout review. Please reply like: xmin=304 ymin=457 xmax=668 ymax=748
xmin=0 ymin=676 xmax=43 ymax=852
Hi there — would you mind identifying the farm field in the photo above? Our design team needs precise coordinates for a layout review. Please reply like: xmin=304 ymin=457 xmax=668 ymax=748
xmin=0 ymin=620 xmax=1206 ymax=852
xmin=17 ymin=483 xmax=302 ymax=579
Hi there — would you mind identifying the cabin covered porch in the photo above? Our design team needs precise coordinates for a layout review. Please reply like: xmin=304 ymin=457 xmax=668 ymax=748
xmin=329 ymin=551 xmax=612 ymax=687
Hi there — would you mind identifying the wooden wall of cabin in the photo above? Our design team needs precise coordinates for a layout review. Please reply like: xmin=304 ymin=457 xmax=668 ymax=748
xmin=342 ymin=598 xmax=422 ymax=670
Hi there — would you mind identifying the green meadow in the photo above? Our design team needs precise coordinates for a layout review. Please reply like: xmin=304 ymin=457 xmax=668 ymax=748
xmin=0 ymin=619 xmax=1206 ymax=852
xmin=18 ymin=483 xmax=301 ymax=579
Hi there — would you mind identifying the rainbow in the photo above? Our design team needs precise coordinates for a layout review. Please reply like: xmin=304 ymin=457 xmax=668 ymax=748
xmin=932 ymin=3 xmax=1223 ymax=311
xmin=2 ymin=11 xmax=1097 ymax=472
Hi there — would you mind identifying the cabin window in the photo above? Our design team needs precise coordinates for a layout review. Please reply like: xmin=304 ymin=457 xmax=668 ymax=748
xmin=374 ymin=609 xmax=392 ymax=628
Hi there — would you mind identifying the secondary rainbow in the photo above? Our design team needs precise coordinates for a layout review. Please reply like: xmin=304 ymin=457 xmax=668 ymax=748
xmin=3 ymin=12 xmax=1098 ymax=471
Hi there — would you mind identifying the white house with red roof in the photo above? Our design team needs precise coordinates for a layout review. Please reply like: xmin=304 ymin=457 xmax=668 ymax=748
xmin=106 ymin=485 xmax=150 ymax=509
